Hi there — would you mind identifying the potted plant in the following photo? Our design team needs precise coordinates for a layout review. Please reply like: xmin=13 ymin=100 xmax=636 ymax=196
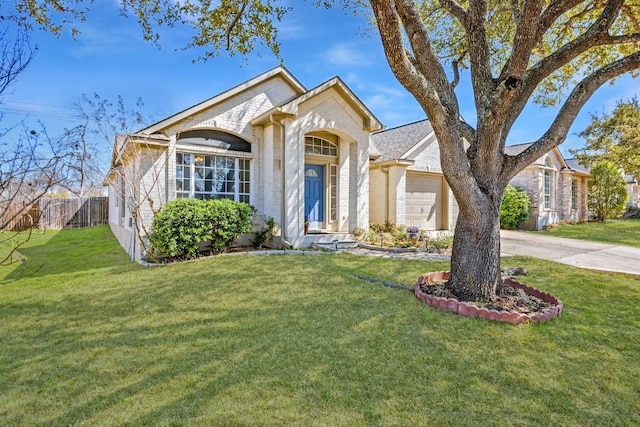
xmin=304 ymin=216 xmax=309 ymax=235
xmin=406 ymin=226 xmax=419 ymax=239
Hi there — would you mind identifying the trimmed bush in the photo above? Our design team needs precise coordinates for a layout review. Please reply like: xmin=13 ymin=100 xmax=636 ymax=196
xmin=623 ymin=206 xmax=640 ymax=219
xmin=149 ymin=198 xmax=254 ymax=260
xmin=500 ymin=185 xmax=531 ymax=229
xmin=588 ymin=160 xmax=629 ymax=221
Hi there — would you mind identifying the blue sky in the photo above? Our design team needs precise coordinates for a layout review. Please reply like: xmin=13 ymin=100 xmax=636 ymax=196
xmin=1 ymin=1 xmax=637 ymax=156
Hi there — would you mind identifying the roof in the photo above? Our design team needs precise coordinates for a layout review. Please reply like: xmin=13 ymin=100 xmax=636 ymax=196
xmin=139 ymin=66 xmax=307 ymax=135
xmin=370 ymin=119 xmax=434 ymax=162
xmin=504 ymin=143 xmax=532 ymax=156
xmin=565 ymin=158 xmax=591 ymax=174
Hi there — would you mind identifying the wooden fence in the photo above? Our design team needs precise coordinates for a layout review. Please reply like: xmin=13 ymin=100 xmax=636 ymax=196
xmin=1 ymin=197 xmax=108 ymax=231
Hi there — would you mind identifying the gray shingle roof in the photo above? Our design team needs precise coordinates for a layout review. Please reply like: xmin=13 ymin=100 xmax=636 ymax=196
xmin=504 ymin=143 xmax=532 ymax=156
xmin=565 ymin=158 xmax=590 ymax=174
xmin=371 ymin=119 xmax=434 ymax=162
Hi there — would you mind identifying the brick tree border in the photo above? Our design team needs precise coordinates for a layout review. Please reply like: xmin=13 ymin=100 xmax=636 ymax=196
xmin=414 ymin=271 xmax=564 ymax=325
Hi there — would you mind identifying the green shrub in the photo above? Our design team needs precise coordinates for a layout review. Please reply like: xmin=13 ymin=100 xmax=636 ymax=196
xmin=500 ymin=185 xmax=531 ymax=229
xmin=623 ymin=206 xmax=640 ymax=219
xmin=430 ymin=235 xmax=453 ymax=252
xmin=251 ymin=216 xmax=276 ymax=248
xmin=370 ymin=221 xmax=397 ymax=234
xmin=588 ymin=160 xmax=629 ymax=221
xmin=150 ymin=198 xmax=254 ymax=260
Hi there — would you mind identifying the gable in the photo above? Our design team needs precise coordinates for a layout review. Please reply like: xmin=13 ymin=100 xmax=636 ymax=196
xmin=295 ymin=88 xmax=371 ymax=137
xmin=252 ymin=76 xmax=382 ymax=133
xmin=371 ymin=119 xmax=435 ymax=163
xmin=140 ymin=67 xmax=306 ymax=137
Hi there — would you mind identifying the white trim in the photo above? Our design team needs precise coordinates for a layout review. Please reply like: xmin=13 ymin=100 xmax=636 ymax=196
xmin=141 ymin=67 xmax=306 ymax=135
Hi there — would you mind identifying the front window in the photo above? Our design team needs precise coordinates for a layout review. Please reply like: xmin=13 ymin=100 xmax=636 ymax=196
xmin=544 ymin=170 xmax=551 ymax=210
xmin=176 ymin=153 xmax=250 ymax=203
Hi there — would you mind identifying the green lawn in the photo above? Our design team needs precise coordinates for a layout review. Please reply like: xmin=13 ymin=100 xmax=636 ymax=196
xmin=1 ymin=227 xmax=639 ymax=426
xmin=539 ymin=218 xmax=640 ymax=248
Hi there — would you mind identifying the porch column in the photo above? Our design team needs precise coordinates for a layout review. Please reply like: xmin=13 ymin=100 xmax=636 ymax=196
xmin=282 ymin=118 xmax=304 ymax=239
xmin=261 ymin=124 xmax=276 ymax=219
xmin=442 ymin=179 xmax=451 ymax=230
xmin=166 ymin=135 xmax=177 ymax=199
xmin=355 ymin=136 xmax=370 ymax=231
xmin=581 ymin=176 xmax=589 ymax=220
xmin=339 ymin=139 xmax=350 ymax=232
xmin=387 ymin=166 xmax=406 ymax=226
xmin=560 ymin=170 xmax=572 ymax=221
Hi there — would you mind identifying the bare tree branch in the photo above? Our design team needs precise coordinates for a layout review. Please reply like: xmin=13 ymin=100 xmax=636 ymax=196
xmin=0 ymin=28 xmax=36 ymax=96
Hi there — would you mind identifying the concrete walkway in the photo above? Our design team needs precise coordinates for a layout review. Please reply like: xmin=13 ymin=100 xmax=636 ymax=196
xmin=500 ymin=230 xmax=640 ymax=276
xmin=343 ymin=231 xmax=640 ymax=277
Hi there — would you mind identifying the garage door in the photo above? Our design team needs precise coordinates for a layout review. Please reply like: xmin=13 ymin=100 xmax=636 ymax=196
xmin=405 ymin=174 xmax=442 ymax=229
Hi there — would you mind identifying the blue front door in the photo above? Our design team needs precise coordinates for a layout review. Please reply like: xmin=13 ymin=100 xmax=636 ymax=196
xmin=304 ymin=164 xmax=324 ymax=229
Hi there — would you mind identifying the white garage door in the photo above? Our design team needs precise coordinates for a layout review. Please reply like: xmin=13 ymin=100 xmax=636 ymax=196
xmin=405 ymin=174 xmax=442 ymax=229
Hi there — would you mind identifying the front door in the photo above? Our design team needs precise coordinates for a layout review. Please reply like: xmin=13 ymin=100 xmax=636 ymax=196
xmin=304 ymin=164 xmax=324 ymax=229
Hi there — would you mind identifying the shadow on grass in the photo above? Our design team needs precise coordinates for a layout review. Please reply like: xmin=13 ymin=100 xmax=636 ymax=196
xmin=1 ymin=226 xmax=135 ymax=283
xmin=2 ymin=232 xmax=639 ymax=424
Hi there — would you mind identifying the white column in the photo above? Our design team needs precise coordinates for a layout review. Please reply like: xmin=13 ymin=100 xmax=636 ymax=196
xmin=282 ymin=119 xmax=303 ymax=238
xmin=339 ymin=139 xmax=350 ymax=232
xmin=261 ymin=124 xmax=275 ymax=218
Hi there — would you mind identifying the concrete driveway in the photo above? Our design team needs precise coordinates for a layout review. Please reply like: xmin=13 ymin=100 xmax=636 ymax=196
xmin=500 ymin=230 xmax=640 ymax=276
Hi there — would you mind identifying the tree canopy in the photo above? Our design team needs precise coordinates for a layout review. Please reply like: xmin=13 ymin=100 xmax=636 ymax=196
xmin=572 ymin=98 xmax=640 ymax=181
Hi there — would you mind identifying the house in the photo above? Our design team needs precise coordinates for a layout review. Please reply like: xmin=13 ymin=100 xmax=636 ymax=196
xmin=368 ymin=119 xmax=459 ymax=233
xmin=509 ymin=148 xmax=590 ymax=229
xmin=104 ymin=67 xmax=591 ymax=261
xmin=104 ymin=66 xmax=382 ymax=260
xmin=368 ymin=122 xmax=590 ymax=233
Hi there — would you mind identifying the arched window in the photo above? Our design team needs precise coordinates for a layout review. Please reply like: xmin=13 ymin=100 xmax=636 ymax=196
xmin=305 ymin=136 xmax=338 ymax=157
xmin=175 ymin=129 xmax=251 ymax=202
xmin=177 ymin=130 xmax=251 ymax=153
xmin=305 ymin=168 xmax=319 ymax=178
xmin=545 ymin=156 xmax=554 ymax=168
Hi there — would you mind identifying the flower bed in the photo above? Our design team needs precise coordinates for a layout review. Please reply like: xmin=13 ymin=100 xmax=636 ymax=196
xmin=414 ymin=271 xmax=563 ymax=325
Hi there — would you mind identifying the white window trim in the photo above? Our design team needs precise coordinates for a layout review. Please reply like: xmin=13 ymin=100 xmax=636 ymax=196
xmin=176 ymin=152 xmax=251 ymax=203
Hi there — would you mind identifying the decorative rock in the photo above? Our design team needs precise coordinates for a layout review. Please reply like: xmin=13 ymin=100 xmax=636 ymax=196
xmin=502 ymin=267 xmax=528 ymax=276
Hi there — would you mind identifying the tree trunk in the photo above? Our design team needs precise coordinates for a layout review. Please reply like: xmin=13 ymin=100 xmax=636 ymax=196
xmin=447 ymin=198 xmax=503 ymax=302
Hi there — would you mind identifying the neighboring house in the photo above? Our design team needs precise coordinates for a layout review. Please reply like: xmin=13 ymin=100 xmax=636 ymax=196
xmin=509 ymin=147 xmax=590 ymax=229
xmin=369 ymin=121 xmax=590 ymax=233
xmin=369 ymin=119 xmax=459 ymax=232
xmin=104 ymin=66 xmax=382 ymax=260
xmin=624 ymin=174 xmax=639 ymax=208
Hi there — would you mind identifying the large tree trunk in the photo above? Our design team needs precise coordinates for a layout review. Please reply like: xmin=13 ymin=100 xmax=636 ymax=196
xmin=447 ymin=192 xmax=503 ymax=302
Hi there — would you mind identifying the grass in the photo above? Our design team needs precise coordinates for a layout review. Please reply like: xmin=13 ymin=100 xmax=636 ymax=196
xmin=539 ymin=218 xmax=640 ymax=248
xmin=1 ymin=226 xmax=639 ymax=426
